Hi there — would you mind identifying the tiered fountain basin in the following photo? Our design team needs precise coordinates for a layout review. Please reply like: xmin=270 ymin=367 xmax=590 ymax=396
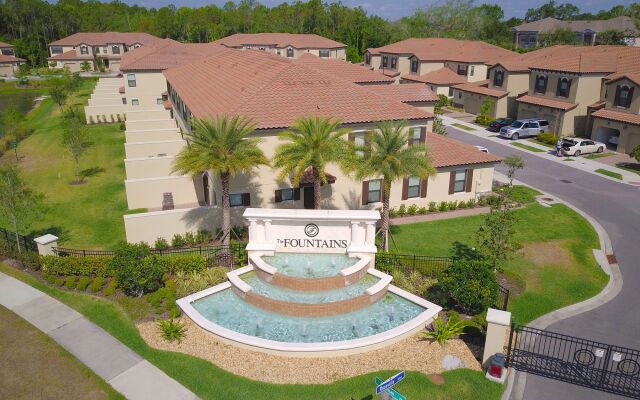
xmin=178 ymin=251 xmax=442 ymax=355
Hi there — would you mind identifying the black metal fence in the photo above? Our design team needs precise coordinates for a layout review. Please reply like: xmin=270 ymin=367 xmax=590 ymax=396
xmin=507 ymin=324 xmax=640 ymax=398
xmin=0 ymin=227 xmax=38 ymax=254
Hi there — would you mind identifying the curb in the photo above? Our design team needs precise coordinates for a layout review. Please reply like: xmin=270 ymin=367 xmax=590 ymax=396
xmin=497 ymin=173 xmax=623 ymax=400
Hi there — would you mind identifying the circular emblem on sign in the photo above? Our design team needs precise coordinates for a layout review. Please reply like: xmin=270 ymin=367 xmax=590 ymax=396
xmin=304 ymin=223 xmax=319 ymax=237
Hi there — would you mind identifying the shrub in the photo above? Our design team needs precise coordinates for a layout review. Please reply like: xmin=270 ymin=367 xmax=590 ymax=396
xmin=537 ymin=132 xmax=560 ymax=146
xmin=104 ymin=279 xmax=117 ymax=296
xmin=475 ymin=114 xmax=492 ymax=126
xmin=418 ymin=206 xmax=428 ymax=215
xmin=397 ymin=204 xmax=407 ymax=217
xmin=407 ymin=204 xmax=418 ymax=216
xmin=147 ymin=280 xmax=180 ymax=317
xmin=466 ymin=199 xmax=476 ymax=208
xmin=154 ymin=237 xmax=169 ymax=250
xmin=119 ymin=122 xmax=125 ymax=131
xmin=89 ymin=276 xmax=106 ymax=292
xmin=428 ymin=202 xmax=438 ymax=212
xmin=155 ymin=254 xmax=207 ymax=275
xmin=41 ymin=255 xmax=111 ymax=277
xmin=477 ymin=196 xmax=487 ymax=206
xmin=438 ymin=201 xmax=449 ymax=212
xmin=110 ymin=242 xmax=159 ymax=296
xmin=448 ymin=200 xmax=458 ymax=210
xmin=64 ymin=276 xmax=78 ymax=289
xmin=18 ymin=252 xmax=41 ymax=271
xmin=391 ymin=269 xmax=435 ymax=297
xmin=458 ymin=200 xmax=467 ymax=209
xmin=175 ymin=268 xmax=228 ymax=298
xmin=184 ymin=231 xmax=197 ymax=247
xmin=388 ymin=207 xmax=398 ymax=218
xmin=195 ymin=230 xmax=212 ymax=245
xmin=157 ymin=319 xmax=187 ymax=343
xmin=438 ymin=258 xmax=499 ymax=314
xmin=422 ymin=315 xmax=466 ymax=345
xmin=171 ymin=234 xmax=186 ymax=248
xmin=55 ymin=277 xmax=65 ymax=287
xmin=77 ymin=276 xmax=92 ymax=291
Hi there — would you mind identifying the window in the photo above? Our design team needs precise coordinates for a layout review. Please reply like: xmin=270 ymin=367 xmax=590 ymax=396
xmin=51 ymin=46 xmax=63 ymax=54
xmin=319 ymin=49 xmax=330 ymax=58
xmin=277 ymin=50 xmax=281 ymax=55
xmin=112 ymin=45 xmax=120 ymax=55
xmin=121 ymin=97 xmax=127 ymax=105
xmin=367 ymin=179 xmax=382 ymax=203
xmin=1 ymin=48 xmax=13 ymax=55
xmin=411 ymin=58 xmax=419 ymax=73
xmin=286 ymin=47 xmax=294 ymax=58
xmin=453 ymin=170 xmax=467 ymax=193
xmin=535 ymin=75 xmax=547 ymax=94
xmin=457 ymin=64 xmax=467 ymax=76
xmin=230 ymin=193 xmax=250 ymax=207
xmin=614 ymin=85 xmax=634 ymax=108
xmin=493 ymin=70 xmax=504 ymax=87
xmin=203 ymin=174 xmax=210 ymax=205
xmin=103 ymin=47 xmax=107 ymax=53
xmin=458 ymin=91 xmax=462 ymax=99
xmin=556 ymin=77 xmax=571 ymax=98
xmin=157 ymin=98 xmax=163 ymax=105
xmin=127 ymin=73 xmax=136 ymax=87
xmin=382 ymin=55 xmax=388 ymax=68
xmin=95 ymin=47 xmax=100 ymax=54
xmin=80 ymin=46 xmax=88 ymax=55
xmin=275 ymin=188 xmax=298 ymax=203
xmin=365 ymin=52 xmax=371 ymax=65
xmin=352 ymin=131 xmax=369 ymax=156
xmin=449 ymin=87 xmax=454 ymax=97
xmin=390 ymin=56 xmax=397 ymax=69
xmin=131 ymin=99 xmax=139 ymax=106
xmin=409 ymin=127 xmax=423 ymax=145
xmin=470 ymin=66 xmax=475 ymax=76
xmin=407 ymin=177 xmax=421 ymax=198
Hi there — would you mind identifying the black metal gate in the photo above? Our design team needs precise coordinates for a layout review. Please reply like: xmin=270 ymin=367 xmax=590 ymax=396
xmin=507 ymin=324 xmax=640 ymax=398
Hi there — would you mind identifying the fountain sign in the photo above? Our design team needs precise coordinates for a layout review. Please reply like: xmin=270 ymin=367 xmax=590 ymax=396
xmin=276 ymin=224 xmax=348 ymax=249
xmin=375 ymin=372 xmax=406 ymax=400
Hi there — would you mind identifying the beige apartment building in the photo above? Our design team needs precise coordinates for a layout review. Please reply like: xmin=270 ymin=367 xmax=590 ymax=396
xmin=214 ymin=33 xmax=347 ymax=60
xmin=47 ymin=32 xmax=160 ymax=72
xmin=121 ymin=47 xmax=499 ymax=243
xmin=0 ymin=41 xmax=25 ymax=77
xmin=364 ymin=38 xmax=516 ymax=93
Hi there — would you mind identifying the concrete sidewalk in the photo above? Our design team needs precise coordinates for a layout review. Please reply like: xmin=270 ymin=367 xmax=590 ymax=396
xmin=0 ymin=272 xmax=198 ymax=400
xmin=442 ymin=115 xmax=640 ymax=186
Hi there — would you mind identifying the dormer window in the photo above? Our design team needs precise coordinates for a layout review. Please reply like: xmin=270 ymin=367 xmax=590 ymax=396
xmin=457 ymin=64 xmax=467 ymax=76
xmin=390 ymin=56 xmax=398 ymax=70
xmin=614 ymin=84 xmax=634 ymax=108
xmin=470 ymin=66 xmax=475 ymax=76
xmin=493 ymin=70 xmax=504 ymax=87
xmin=80 ymin=46 xmax=88 ymax=55
xmin=382 ymin=55 xmax=388 ymax=68
xmin=410 ymin=58 xmax=419 ymax=73
xmin=535 ymin=75 xmax=548 ymax=94
xmin=556 ymin=77 xmax=571 ymax=98
xmin=286 ymin=47 xmax=294 ymax=58
xmin=319 ymin=49 xmax=330 ymax=58
xmin=112 ymin=45 xmax=120 ymax=55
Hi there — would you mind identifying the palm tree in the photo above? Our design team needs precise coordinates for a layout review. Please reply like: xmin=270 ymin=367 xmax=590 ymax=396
xmin=354 ymin=120 xmax=435 ymax=251
xmin=173 ymin=115 xmax=269 ymax=247
xmin=273 ymin=116 xmax=352 ymax=209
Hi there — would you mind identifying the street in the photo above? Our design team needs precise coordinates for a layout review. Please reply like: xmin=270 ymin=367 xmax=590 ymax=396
xmin=446 ymin=126 xmax=640 ymax=400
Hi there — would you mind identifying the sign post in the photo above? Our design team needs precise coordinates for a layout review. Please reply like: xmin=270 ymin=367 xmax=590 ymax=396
xmin=375 ymin=371 xmax=406 ymax=400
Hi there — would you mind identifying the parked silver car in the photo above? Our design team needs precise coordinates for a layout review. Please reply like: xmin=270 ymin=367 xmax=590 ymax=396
xmin=499 ymin=119 xmax=550 ymax=140
xmin=561 ymin=138 xmax=606 ymax=156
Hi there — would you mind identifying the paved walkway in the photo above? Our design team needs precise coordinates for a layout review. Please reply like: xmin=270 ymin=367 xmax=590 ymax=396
xmin=0 ymin=272 xmax=198 ymax=400
xmin=441 ymin=115 xmax=640 ymax=186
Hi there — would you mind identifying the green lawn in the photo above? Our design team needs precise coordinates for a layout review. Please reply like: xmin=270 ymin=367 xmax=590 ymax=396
xmin=594 ymin=168 xmax=623 ymax=180
xmin=0 ymin=81 xmax=49 ymax=95
xmin=0 ymin=79 xmax=127 ymax=249
xmin=389 ymin=199 xmax=609 ymax=325
xmin=527 ymin=138 xmax=555 ymax=149
xmin=0 ymin=263 xmax=503 ymax=400
xmin=451 ymin=123 xmax=476 ymax=131
xmin=510 ymin=142 xmax=546 ymax=153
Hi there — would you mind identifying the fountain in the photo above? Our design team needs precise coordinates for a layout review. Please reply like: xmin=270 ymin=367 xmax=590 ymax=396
xmin=178 ymin=208 xmax=441 ymax=355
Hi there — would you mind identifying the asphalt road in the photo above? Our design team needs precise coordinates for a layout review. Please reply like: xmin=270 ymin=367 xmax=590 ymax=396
xmin=446 ymin=126 xmax=640 ymax=400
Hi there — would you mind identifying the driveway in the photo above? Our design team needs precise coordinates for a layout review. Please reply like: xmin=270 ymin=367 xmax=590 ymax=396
xmin=446 ymin=125 xmax=640 ymax=400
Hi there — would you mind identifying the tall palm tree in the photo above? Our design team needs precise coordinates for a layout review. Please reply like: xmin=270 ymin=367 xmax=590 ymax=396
xmin=273 ymin=116 xmax=352 ymax=209
xmin=173 ymin=115 xmax=269 ymax=247
xmin=354 ymin=120 xmax=435 ymax=251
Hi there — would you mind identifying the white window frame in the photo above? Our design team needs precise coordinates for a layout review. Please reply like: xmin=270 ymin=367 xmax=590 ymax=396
xmin=127 ymin=73 xmax=136 ymax=88
xmin=367 ymin=179 xmax=382 ymax=203
xmin=453 ymin=169 xmax=467 ymax=193
xmin=407 ymin=176 xmax=421 ymax=198
xmin=131 ymin=99 xmax=139 ymax=106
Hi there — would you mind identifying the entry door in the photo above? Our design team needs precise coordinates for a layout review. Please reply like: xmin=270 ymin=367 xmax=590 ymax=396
xmin=303 ymin=186 xmax=314 ymax=209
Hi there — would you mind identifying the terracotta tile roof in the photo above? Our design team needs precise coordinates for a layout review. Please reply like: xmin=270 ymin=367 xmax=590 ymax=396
xmin=453 ymin=82 xmax=508 ymax=98
xmin=605 ymin=71 xmax=640 ymax=86
xmin=587 ymin=100 xmax=606 ymax=109
xmin=402 ymin=67 xmax=466 ymax=85
xmin=364 ymin=83 xmax=439 ymax=103
xmin=49 ymin=32 xmax=160 ymax=46
xmin=591 ymin=108 xmax=640 ymax=126
xmin=214 ymin=33 xmax=345 ymax=49
xmin=293 ymin=53 xmax=394 ymax=84
xmin=512 ymin=16 xmax=638 ymax=34
xmin=428 ymin=132 xmax=501 ymax=168
xmin=47 ymin=50 xmax=94 ymax=61
xmin=0 ymin=54 xmax=25 ymax=63
xmin=120 ymin=39 xmax=226 ymax=71
xmin=367 ymin=47 xmax=381 ymax=56
xmin=0 ymin=41 xmax=13 ymax=48
xmin=370 ymin=38 xmax=516 ymax=64
xmin=163 ymin=48 xmax=433 ymax=130
xmin=516 ymin=94 xmax=578 ymax=111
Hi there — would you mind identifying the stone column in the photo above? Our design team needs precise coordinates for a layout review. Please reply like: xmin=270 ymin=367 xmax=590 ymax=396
xmin=364 ymin=221 xmax=376 ymax=247
xmin=350 ymin=221 xmax=360 ymax=246
xmin=248 ymin=219 xmax=258 ymax=243
xmin=263 ymin=219 xmax=272 ymax=244
xmin=483 ymin=308 xmax=511 ymax=365
xmin=34 ymin=234 xmax=59 ymax=256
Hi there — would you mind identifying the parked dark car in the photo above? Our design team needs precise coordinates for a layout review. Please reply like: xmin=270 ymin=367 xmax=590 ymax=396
xmin=487 ymin=118 xmax=514 ymax=132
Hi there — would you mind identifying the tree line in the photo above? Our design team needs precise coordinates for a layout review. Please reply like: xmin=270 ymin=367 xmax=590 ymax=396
xmin=1 ymin=0 xmax=639 ymax=66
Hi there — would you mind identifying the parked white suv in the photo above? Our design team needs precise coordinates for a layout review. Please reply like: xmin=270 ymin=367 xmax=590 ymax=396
xmin=561 ymin=138 xmax=606 ymax=156
xmin=499 ymin=119 xmax=550 ymax=140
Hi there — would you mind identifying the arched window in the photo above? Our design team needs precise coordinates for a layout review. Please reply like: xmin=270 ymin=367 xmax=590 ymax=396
xmin=556 ymin=77 xmax=571 ymax=98
xmin=493 ymin=70 xmax=504 ymax=87
xmin=535 ymin=75 xmax=547 ymax=94
xmin=112 ymin=45 xmax=121 ymax=55
xmin=615 ymin=84 xmax=634 ymax=108
xmin=286 ymin=47 xmax=294 ymax=58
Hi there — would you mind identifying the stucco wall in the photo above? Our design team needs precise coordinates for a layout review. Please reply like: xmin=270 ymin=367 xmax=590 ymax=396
xmin=125 ymin=175 xmax=200 ymax=210
xmin=126 ymin=119 xmax=177 ymax=131
xmin=123 ymin=71 xmax=167 ymax=108
xmin=603 ymin=78 xmax=640 ymax=114
xmin=127 ymin=109 xmax=171 ymax=122
xmin=591 ymin=117 xmax=640 ymax=154
xmin=125 ymin=140 xmax=186 ymax=158
xmin=125 ymin=156 xmax=178 ymax=180
xmin=0 ymin=63 xmax=17 ymax=77
xmin=84 ymin=105 xmax=126 ymax=124
xmin=125 ymin=129 xmax=182 ymax=143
